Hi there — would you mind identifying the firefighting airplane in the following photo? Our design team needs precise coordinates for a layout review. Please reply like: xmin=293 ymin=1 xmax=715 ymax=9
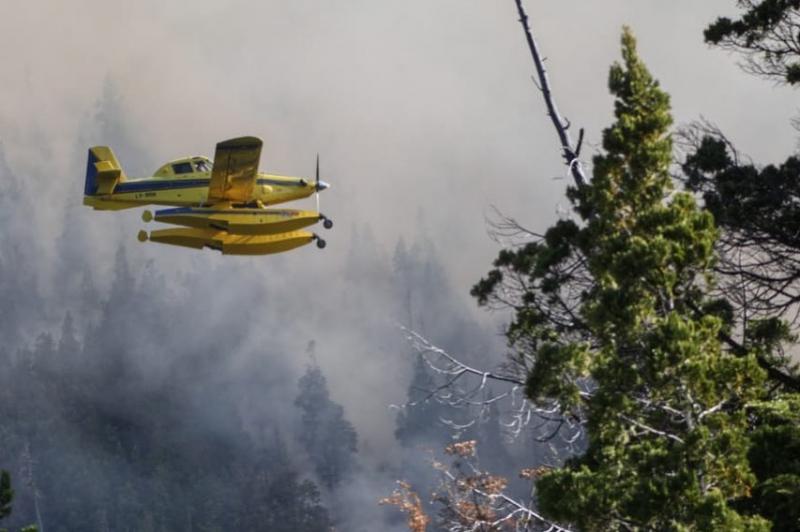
xmin=83 ymin=136 xmax=333 ymax=255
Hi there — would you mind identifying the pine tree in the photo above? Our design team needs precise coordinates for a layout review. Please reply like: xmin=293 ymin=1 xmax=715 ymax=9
xmin=0 ymin=471 xmax=36 ymax=532
xmin=475 ymin=28 xmax=769 ymax=530
xmin=238 ymin=433 xmax=332 ymax=532
xmin=684 ymin=6 xmax=800 ymax=528
xmin=704 ymin=0 xmax=800 ymax=84
xmin=295 ymin=361 xmax=358 ymax=489
xmin=738 ymin=394 xmax=800 ymax=530
xmin=0 ymin=472 xmax=12 ymax=523
xmin=57 ymin=313 xmax=80 ymax=360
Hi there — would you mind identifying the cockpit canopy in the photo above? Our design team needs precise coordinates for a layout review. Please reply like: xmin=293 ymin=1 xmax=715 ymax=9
xmin=153 ymin=156 xmax=213 ymax=178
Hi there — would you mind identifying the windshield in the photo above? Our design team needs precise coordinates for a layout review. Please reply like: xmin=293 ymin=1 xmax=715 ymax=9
xmin=194 ymin=159 xmax=213 ymax=172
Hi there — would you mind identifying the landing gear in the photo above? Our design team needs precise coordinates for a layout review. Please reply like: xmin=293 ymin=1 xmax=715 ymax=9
xmin=323 ymin=218 xmax=333 ymax=229
xmin=316 ymin=238 xmax=327 ymax=249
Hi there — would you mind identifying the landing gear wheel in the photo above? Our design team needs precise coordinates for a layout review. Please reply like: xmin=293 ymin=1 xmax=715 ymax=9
xmin=323 ymin=218 xmax=333 ymax=229
xmin=316 ymin=238 xmax=327 ymax=249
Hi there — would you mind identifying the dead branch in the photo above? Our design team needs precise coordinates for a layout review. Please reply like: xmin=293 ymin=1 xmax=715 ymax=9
xmin=513 ymin=0 xmax=588 ymax=189
xmin=380 ymin=481 xmax=431 ymax=532
xmin=433 ymin=441 xmax=573 ymax=532
xmin=394 ymin=327 xmax=586 ymax=445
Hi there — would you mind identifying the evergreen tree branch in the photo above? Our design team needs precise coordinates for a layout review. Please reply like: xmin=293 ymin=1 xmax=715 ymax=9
xmin=686 ymin=300 xmax=800 ymax=392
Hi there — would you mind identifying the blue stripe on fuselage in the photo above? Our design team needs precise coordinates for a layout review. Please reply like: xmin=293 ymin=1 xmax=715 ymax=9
xmin=114 ymin=179 xmax=209 ymax=193
xmin=113 ymin=177 xmax=307 ymax=194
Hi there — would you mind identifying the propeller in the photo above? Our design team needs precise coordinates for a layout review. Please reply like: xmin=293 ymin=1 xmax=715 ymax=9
xmin=314 ymin=154 xmax=333 ymax=230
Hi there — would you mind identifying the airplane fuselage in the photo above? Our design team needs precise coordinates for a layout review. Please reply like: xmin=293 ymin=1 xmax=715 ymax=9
xmin=84 ymin=171 xmax=318 ymax=211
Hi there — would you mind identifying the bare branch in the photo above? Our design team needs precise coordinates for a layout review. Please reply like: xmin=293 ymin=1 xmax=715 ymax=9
xmin=433 ymin=441 xmax=573 ymax=532
xmin=619 ymin=414 xmax=686 ymax=444
xmin=395 ymin=326 xmax=586 ymax=447
xmin=513 ymin=0 xmax=588 ymax=189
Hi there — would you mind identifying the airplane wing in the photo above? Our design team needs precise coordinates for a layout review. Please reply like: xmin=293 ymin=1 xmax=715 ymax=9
xmin=208 ymin=136 xmax=263 ymax=202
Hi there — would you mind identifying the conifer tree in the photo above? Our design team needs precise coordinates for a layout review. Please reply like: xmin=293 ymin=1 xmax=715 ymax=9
xmin=475 ymin=28 xmax=769 ymax=530
xmin=295 ymin=361 xmax=358 ymax=489
xmin=684 ymin=6 xmax=800 ymax=526
xmin=238 ymin=434 xmax=332 ymax=532
xmin=704 ymin=0 xmax=800 ymax=85
xmin=0 ymin=472 xmax=36 ymax=532
xmin=0 ymin=472 xmax=12 ymax=523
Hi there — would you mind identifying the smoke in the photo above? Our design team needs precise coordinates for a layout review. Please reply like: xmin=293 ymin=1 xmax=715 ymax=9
xmin=2 ymin=1 xmax=796 ymax=284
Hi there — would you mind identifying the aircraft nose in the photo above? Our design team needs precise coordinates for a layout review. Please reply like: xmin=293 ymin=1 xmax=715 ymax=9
xmin=316 ymin=180 xmax=330 ymax=191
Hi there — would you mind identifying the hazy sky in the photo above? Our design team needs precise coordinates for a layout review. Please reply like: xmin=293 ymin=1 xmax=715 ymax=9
xmin=1 ymin=1 xmax=796 ymax=291
xmin=1 ymin=0 xmax=798 ymax=477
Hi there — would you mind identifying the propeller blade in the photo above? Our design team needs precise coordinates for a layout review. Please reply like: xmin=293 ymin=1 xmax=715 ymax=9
xmin=312 ymin=154 xmax=333 ymax=229
xmin=315 ymin=154 xmax=320 ymax=214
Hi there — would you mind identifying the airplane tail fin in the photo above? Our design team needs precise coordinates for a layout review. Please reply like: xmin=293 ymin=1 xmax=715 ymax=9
xmin=84 ymin=146 xmax=127 ymax=196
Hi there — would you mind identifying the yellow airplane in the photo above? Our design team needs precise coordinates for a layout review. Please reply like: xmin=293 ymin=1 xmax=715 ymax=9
xmin=83 ymin=136 xmax=333 ymax=255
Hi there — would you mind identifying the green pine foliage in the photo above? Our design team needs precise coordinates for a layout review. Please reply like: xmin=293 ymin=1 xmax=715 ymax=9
xmin=704 ymin=0 xmax=800 ymax=84
xmin=732 ymin=395 xmax=800 ymax=530
xmin=681 ymin=132 xmax=800 ymax=332
xmin=0 ymin=472 xmax=36 ymax=532
xmin=0 ymin=471 xmax=12 ymax=522
xmin=685 ymin=8 xmax=800 ymax=528
xmin=475 ymin=28 xmax=771 ymax=530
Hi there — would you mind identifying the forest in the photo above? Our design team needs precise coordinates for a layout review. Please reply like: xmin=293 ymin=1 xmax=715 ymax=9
xmin=2 ymin=1 xmax=800 ymax=531
xmin=0 ymin=167 xmax=512 ymax=531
